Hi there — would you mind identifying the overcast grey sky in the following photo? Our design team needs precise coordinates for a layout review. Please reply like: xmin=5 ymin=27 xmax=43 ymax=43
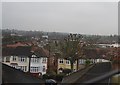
xmin=2 ymin=2 xmax=118 ymax=35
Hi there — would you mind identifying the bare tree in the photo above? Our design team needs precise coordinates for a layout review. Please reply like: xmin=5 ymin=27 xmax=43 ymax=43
xmin=61 ymin=33 xmax=83 ymax=72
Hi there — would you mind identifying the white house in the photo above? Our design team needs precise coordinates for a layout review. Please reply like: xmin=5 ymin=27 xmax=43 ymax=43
xmin=78 ymin=59 xmax=110 ymax=65
xmin=96 ymin=43 xmax=120 ymax=48
xmin=2 ymin=55 xmax=48 ymax=75
xmin=30 ymin=54 xmax=47 ymax=75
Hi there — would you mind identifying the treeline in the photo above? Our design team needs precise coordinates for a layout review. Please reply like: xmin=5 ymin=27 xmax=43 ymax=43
xmin=2 ymin=29 xmax=119 ymax=44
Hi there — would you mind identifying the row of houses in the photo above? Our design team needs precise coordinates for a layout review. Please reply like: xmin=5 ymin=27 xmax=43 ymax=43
xmin=2 ymin=42 xmax=110 ymax=77
xmin=96 ymin=43 xmax=120 ymax=48
xmin=2 ymin=42 xmax=76 ymax=75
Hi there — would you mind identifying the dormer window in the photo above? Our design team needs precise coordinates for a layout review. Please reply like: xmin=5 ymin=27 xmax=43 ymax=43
xmin=31 ymin=55 xmax=39 ymax=63
xmin=32 ymin=55 xmax=36 ymax=57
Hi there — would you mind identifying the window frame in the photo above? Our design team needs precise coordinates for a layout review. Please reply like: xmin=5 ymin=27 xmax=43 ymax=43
xmin=59 ymin=59 xmax=64 ymax=64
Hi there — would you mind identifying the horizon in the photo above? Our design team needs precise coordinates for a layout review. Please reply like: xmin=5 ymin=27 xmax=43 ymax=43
xmin=2 ymin=28 xmax=118 ymax=36
xmin=2 ymin=2 xmax=118 ymax=35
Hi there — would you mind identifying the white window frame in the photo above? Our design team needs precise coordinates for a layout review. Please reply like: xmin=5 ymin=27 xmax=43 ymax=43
xmin=6 ymin=57 xmax=10 ymax=62
xmin=12 ymin=56 xmax=17 ymax=61
xmin=42 ymin=66 xmax=46 ymax=72
xmin=19 ymin=57 xmax=27 ymax=62
xmin=31 ymin=58 xmax=39 ymax=63
xmin=42 ymin=58 xmax=47 ymax=63
xmin=59 ymin=59 xmax=64 ymax=64
xmin=30 ymin=66 xmax=39 ymax=73
xmin=66 ymin=60 xmax=70 ymax=64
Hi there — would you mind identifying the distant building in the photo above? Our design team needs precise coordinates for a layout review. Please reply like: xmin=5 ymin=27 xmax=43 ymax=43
xmin=78 ymin=59 xmax=110 ymax=65
xmin=42 ymin=35 xmax=48 ymax=39
xmin=39 ymin=35 xmax=49 ymax=47
xmin=97 ymin=43 xmax=120 ymax=48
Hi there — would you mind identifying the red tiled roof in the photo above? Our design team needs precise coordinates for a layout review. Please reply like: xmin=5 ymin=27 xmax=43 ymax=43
xmin=6 ymin=42 xmax=28 ymax=48
xmin=31 ymin=46 xmax=54 ymax=58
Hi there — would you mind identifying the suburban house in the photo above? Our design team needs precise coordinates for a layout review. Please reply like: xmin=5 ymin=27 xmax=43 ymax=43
xmin=30 ymin=46 xmax=48 ymax=75
xmin=30 ymin=54 xmax=47 ymax=75
xmin=57 ymin=58 xmax=77 ymax=73
xmin=2 ymin=42 xmax=48 ymax=76
xmin=2 ymin=46 xmax=31 ymax=72
xmin=40 ymin=48 xmax=58 ymax=74
xmin=96 ymin=43 xmax=120 ymax=48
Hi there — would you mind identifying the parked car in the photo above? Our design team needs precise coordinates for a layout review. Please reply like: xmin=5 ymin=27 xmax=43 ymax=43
xmin=45 ymin=79 xmax=57 ymax=85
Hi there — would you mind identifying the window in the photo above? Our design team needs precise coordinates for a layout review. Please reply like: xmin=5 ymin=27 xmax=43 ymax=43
xmin=19 ymin=66 xmax=27 ymax=72
xmin=43 ymin=66 xmax=46 ymax=72
xmin=31 ymin=58 xmax=39 ymax=63
xmin=19 ymin=57 xmax=26 ymax=62
xmin=12 ymin=56 xmax=17 ymax=61
xmin=30 ymin=67 xmax=39 ymax=73
xmin=2 ymin=57 xmax=4 ymax=62
xmin=79 ymin=59 xmax=85 ymax=64
xmin=30 ymin=67 xmax=33 ymax=72
xmin=35 ymin=58 xmax=39 ymax=63
xmin=66 ymin=60 xmax=70 ymax=64
xmin=59 ymin=59 xmax=64 ymax=64
xmin=6 ymin=57 xmax=10 ymax=62
xmin=24 ymin=66 xmax=27 ymax=72
xmin=42 ymin=58 xmax=47 ymax=63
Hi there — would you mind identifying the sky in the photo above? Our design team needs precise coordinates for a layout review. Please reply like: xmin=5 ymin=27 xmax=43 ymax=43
xmin=2 ymin=2 xmax=118 ymax=35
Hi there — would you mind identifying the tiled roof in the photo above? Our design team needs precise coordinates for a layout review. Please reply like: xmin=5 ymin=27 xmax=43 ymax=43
xmin=14 ymin=46 xmax=31 ymax=56
xmin=6 ymin=42 xmax=28 ymax=48
xmin=2 ymin=63 xmax=44 ymax=83
xmin=43 ymin=49 xmax=55 ymax=58
xmin=2 ymin=45 xmax=49 ymax=58
xmin=2 ymin=47 xmax=15 ymax=56
xmin=31 ymin=46 xmax=52 ymax=58
xmin=2 ymin=46 xmax=31 ymax=57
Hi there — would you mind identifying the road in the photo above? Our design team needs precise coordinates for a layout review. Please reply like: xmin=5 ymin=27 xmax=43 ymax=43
xmin=75 ymin=62 xmax=112 ymax=85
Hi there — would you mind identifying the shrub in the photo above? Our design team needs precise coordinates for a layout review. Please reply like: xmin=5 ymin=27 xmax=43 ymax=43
xmin=55 ymin=73 xmax=65 ymax=81
xmin=85 ymin=59 xmax=91 ymax=66
xmin=49 ymin=74 xmax=56 ymax=79
xmin=62 ymin=68 xmax=72 ymax=75
xmin=42 ymin=74 xmax=49 ymax=80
